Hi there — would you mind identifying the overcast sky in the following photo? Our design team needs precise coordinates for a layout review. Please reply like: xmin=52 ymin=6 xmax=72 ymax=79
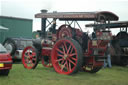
xmin=0 ymin=0 xmax=128 ymax=34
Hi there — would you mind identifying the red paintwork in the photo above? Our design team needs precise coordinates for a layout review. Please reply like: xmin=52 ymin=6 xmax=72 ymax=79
xmin=22 ymin=24 xmax=112 ymax=74
xmin=42 ymin=48 xmax=51 ymax=57
xmin=57 ymin=25 xmax=73 ymax=39
xmin=75 ymin=29 xmax=83 ymax=37
xmin=42 ymin=58 xmax=52 ymax=68
xmin=51 ymin=39 xmax=78 ymax=75
xmin=22 ymin=46 xmax=37 ymax=69
xmin=57 ymin=25 xmax=83 ymax=39
xmin=41 ymin=48 xmax=53 ymax=67
xmin=82 ymin=31 xmax=112 ymax=71
xmin=83 ymin=34 xmax=110 ymax=69
xmin=0 ymin=53 xmax=12 ymax=70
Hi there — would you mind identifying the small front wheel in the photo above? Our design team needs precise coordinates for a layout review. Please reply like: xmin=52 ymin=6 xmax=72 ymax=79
xmin=22 ymin=46 xmax=39 ymax=69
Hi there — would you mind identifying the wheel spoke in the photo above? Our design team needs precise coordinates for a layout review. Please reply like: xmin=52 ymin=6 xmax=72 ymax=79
xmin=56 ymin=48 xmax=64 ymax=54
xmin=70 ymin=46 xmax=74 ymax=54
xmin=69 ymin=62 xmax=71 ymax=71
xmin=71 ymin=57 xmax=77 ymax=61
xmin=55 ymin=58 xmax=63 ymax=63
xmin=25 ymin=59 xmax=29 ymax=63
xmin=68 ymin=58 xmax=76 ymax=66
xmin=57 ymin=54 xmax=64 ymax=58
xmin=60 ymin=60 xmax=65 ymax=65
xmin=61 ymin=61 xmax=67 ymax=72
xmin=28 ymin=60 xmax=32 ymax=65
xmin=66 ymin=61 xmax=69 ymax=71
xmin=67 ymin=45 xmax=72 ymax=54
xmin=32 ymin=52 xmax=36 ymax=56
xmin=28 ymin=52 xmax=30 ymax=57
xmin=32 ymin=57 xmax=36 ymax=61
xmin=63 ymin=41 xmax=68 ymax=52
xmin=62 ymin=45 xmax=66 ymax=54
xmin=30 ymin=60 xmax=34 ymax=66
xmin=24 ymin=54 xmax=28 ymax=58
xmin=69 ymin=53 xmax=76 ymax=57
xmin=28 ymin=50 xmax=31 ymax=56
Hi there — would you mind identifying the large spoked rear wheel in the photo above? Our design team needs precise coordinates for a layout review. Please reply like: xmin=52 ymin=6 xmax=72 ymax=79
xmin=83 ymin=66 xmax=102 ymax=73
xmin=51 ymin=38 xmax=83 ymax=75
xmin=22 ymin=46 xmax=39 ymax=69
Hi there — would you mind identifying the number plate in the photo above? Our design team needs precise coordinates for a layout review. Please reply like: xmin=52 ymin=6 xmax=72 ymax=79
xmin=0 ymin=63 xmax=4 ymax=67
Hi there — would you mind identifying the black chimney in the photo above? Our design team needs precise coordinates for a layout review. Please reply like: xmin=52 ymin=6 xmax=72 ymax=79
xmin=41 ymin=9 xmax=47 ymax=38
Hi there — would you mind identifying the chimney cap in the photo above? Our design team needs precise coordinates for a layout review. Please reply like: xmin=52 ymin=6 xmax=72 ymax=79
xmin=41 ymin=9 xmax=48 ymax=13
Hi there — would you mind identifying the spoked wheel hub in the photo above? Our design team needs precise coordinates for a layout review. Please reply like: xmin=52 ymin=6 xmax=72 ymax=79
xmin=51 ymin=38 xmax=83 ymax=75
xmin=22 ymin=46 xmax=39 ymax=69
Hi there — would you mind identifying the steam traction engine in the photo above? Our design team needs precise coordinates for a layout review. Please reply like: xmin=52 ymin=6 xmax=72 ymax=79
xmin=110 ymin=21 xmax=128 ymax=66
xmin=22 ymin=10 xmax=119 ymax=75
xmin=86 ymin=21 xmax=128 ymax=66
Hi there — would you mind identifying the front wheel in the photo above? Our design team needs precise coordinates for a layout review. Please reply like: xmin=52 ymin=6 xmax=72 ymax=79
xmin=22 ymin=46 xmax=39 ymax=69
xmin=51 ymin=38 xmax=83 ymax=75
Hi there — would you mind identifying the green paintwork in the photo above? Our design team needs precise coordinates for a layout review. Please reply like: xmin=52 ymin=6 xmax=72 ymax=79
xmin=0 ymin=16 xmax=33 ymax=43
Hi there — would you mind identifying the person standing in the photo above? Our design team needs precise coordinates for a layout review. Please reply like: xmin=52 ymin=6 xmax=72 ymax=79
xmin=104 ymin=42 xmax=112 ymax=68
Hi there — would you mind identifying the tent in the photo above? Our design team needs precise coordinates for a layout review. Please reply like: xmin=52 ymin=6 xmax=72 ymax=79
xmin=0 ymin=25 xmax=9 ymax=43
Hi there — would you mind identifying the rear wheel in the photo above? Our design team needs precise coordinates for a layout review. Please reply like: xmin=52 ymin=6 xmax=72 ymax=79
xmin=22 ymin=46 xmax=39 ymax=69
xmin=51 ymin=38 xmax=83 ymax=75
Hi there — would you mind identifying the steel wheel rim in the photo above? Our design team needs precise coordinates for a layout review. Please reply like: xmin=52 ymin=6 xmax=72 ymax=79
xmin=52 ymin=39 xmax=78 ymax=74
xmin=22 ymin=46 xmax=37 ymax=69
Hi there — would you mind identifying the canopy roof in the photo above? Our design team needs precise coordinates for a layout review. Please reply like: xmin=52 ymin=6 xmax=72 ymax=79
xmin=35 ymin=11 xmax=119 ymax=21
xmin=86 ymin=21 xmax=128 ymax=29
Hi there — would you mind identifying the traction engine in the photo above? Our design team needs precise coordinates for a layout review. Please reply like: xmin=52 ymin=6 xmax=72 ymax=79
xmin=22 ymin=10 xmax=118 ymax=75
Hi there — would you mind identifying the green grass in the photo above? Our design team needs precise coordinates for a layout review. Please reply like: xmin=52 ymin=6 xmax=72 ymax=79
xmin=0 ymin=64 xmax=128 ymax=85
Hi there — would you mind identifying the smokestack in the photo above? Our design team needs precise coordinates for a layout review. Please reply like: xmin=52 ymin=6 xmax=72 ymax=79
xmin=40 ymin=9 xmax=48 ymax=38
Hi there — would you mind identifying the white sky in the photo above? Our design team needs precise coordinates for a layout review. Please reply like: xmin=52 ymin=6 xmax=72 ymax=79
xmin=0 ymin=0 xmax=128 ymax=34
xmin=0 ymin=1 xmax=1 ymax=15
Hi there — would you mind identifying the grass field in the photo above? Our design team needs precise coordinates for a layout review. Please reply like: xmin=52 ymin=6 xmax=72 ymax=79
xmin=0 ymin=64 xmax=128 ymax=85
